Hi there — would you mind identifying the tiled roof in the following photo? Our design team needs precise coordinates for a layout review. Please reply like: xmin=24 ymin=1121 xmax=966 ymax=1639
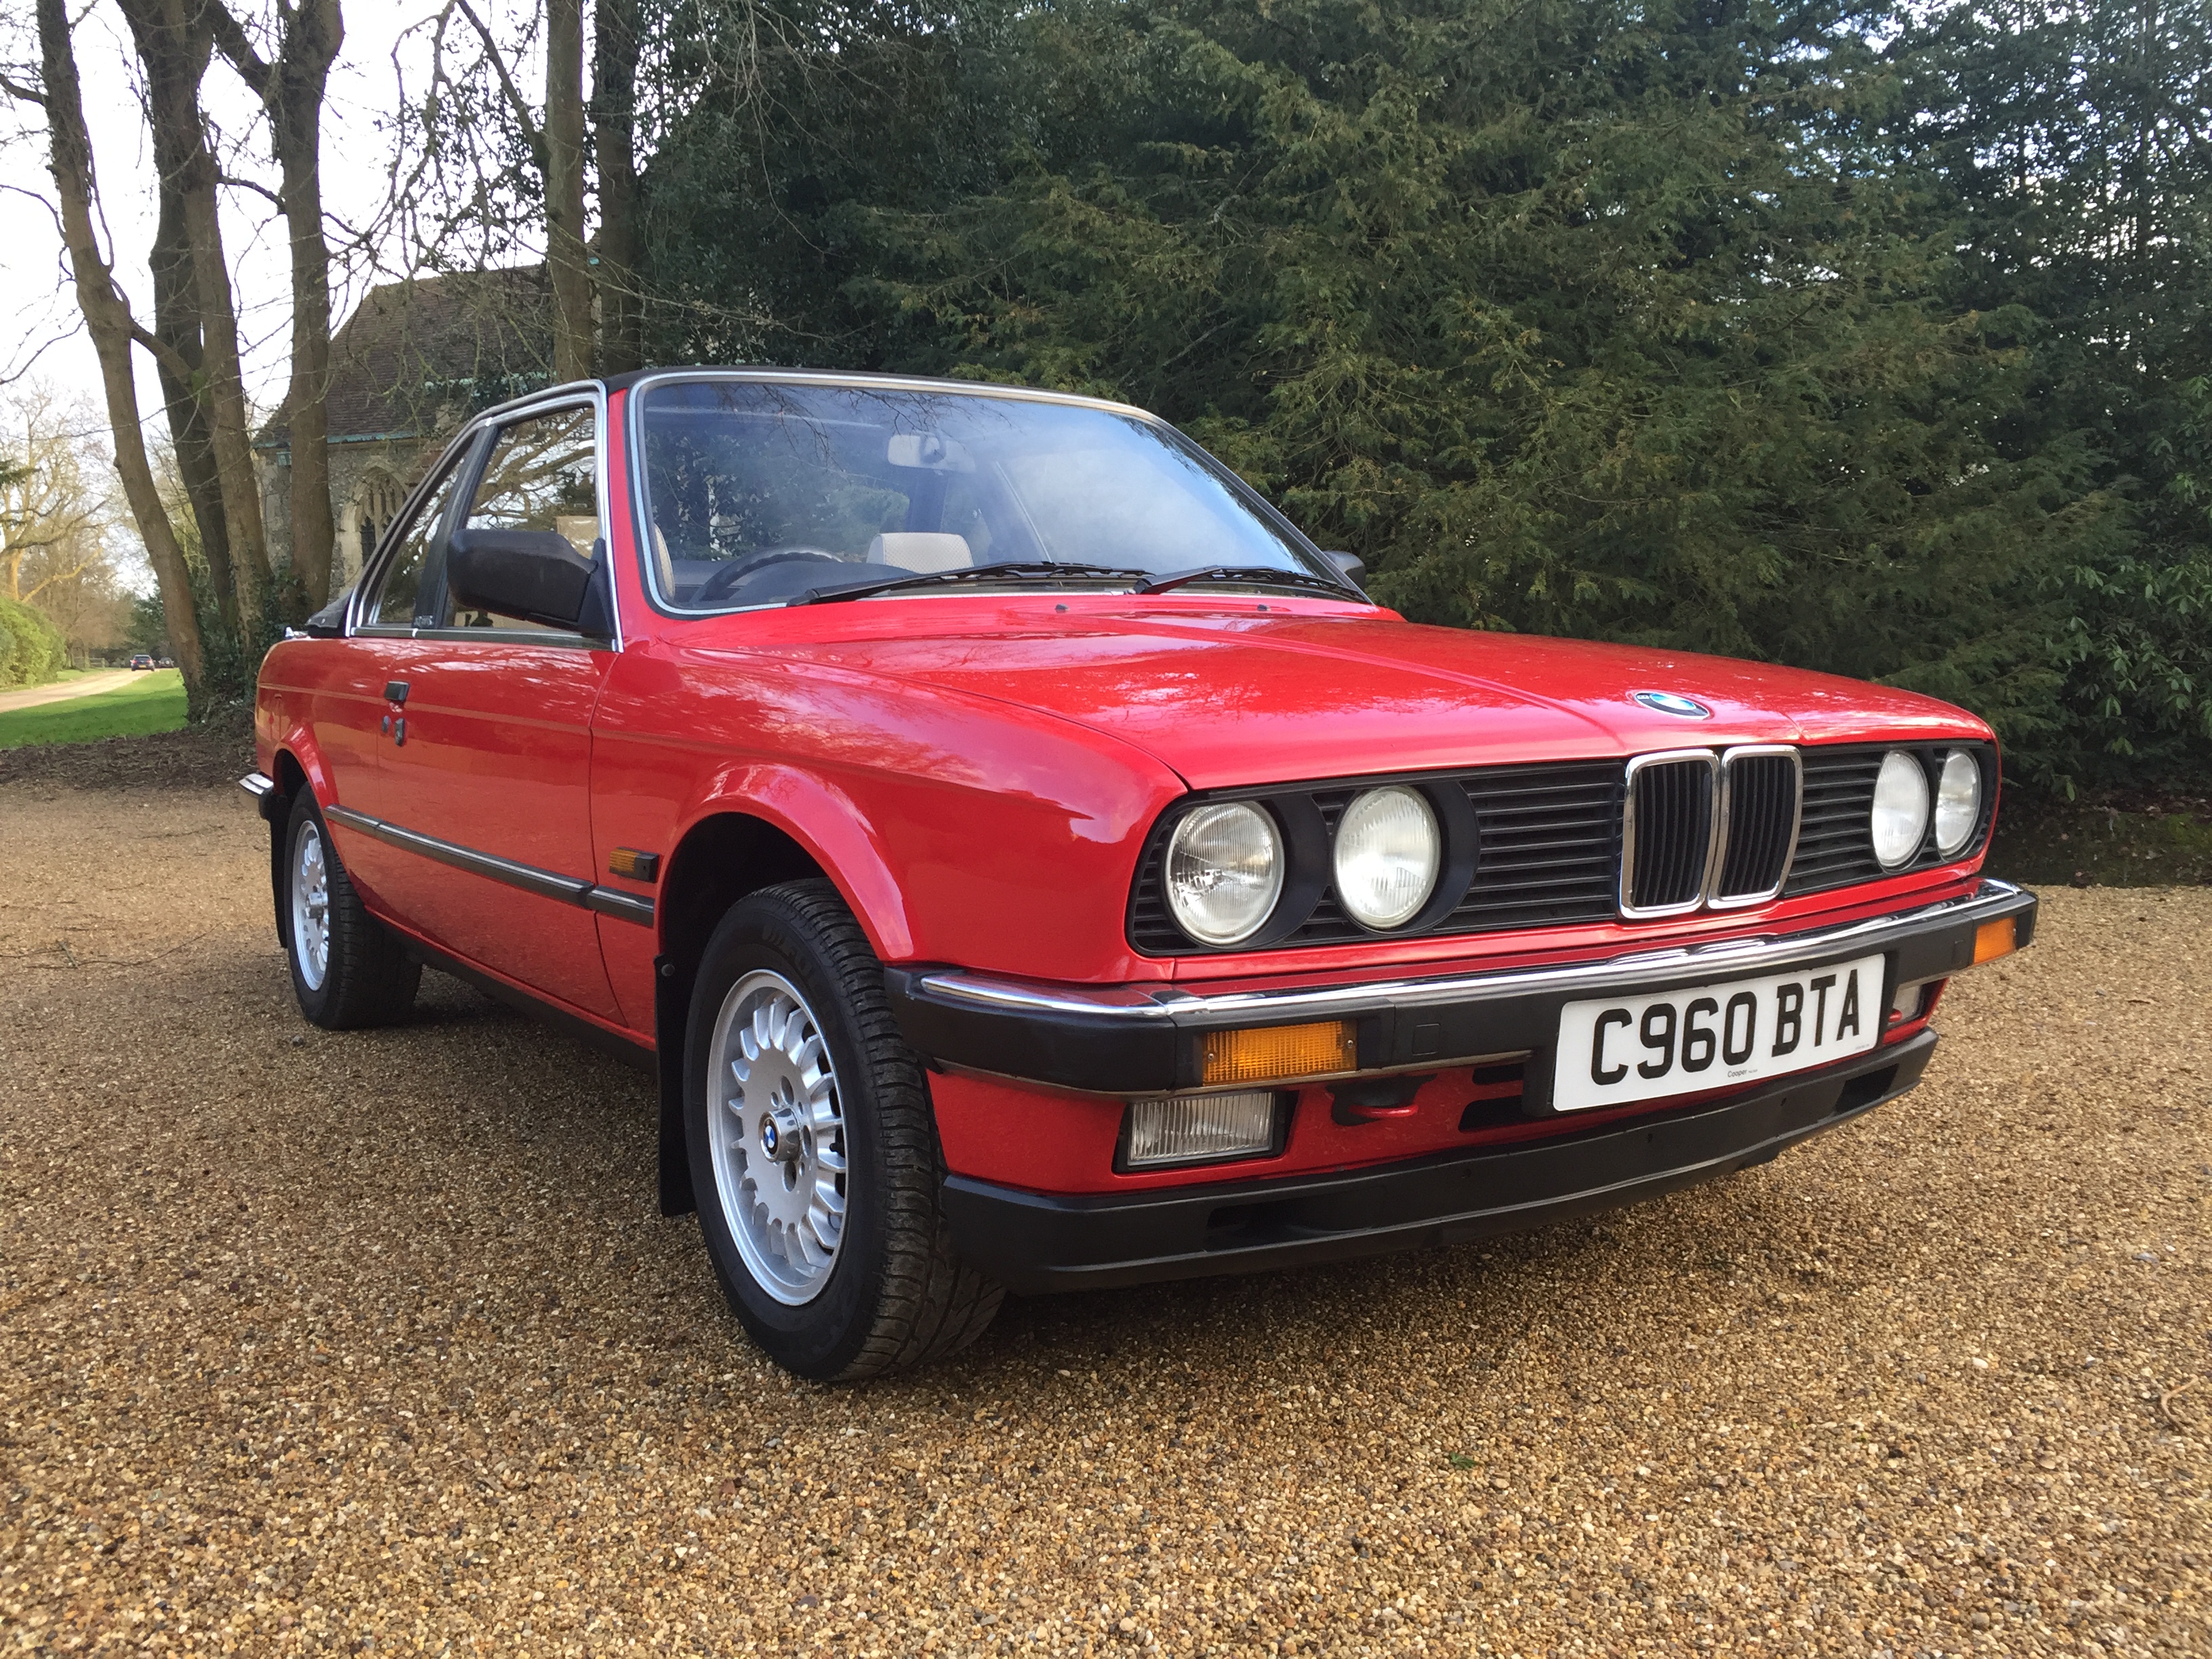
xmin=255 ymin=266 xmax=554 ymax=450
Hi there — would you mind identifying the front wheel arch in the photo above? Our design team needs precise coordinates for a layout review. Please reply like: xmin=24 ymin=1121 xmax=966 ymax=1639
xmin=652 ymin=811 xmax=829 ymax=1217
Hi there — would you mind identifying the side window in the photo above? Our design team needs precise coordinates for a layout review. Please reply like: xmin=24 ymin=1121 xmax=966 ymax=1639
xmin=366 ymin=455 xmax=464 ymax=628
xmin=448 ymin=404 xmax=602 ymax=630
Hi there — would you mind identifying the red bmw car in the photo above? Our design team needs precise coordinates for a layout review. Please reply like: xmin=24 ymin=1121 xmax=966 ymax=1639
xmin=245 ymin=371 xmax=2036 ymax=1378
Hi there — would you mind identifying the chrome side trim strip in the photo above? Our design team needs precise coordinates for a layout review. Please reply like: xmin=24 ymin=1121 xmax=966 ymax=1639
xmin=918 ymin=878 xmax=2028 ymax=1025
xmin=239 ymin=772 xmax=276 ymax=798
xmin=321 ymin=804 xmax=655 ymax=927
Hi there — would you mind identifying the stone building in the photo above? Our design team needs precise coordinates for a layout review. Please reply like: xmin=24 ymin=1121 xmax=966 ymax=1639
xmin=255 ymin=266 xmax=552 ymax=589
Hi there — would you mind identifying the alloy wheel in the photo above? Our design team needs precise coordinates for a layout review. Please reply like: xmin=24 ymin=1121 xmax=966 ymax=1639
xmin=707 ymin=969 xmax=849 ymax=1304
xmin=291 ymin=820 xmax=331 ymax=991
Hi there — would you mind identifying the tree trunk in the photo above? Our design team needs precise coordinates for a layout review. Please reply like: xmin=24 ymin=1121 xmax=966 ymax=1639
xmin=592 ymin=0 xmax=641 ymax=373
xmin=546 ymin=0 xmax=591 ymax=382
xmin=28 ymin=0 xmax=207 ymax=708
xmin=211 ymin=0 xmax=343 ymax=609
xmin=149 ymin=172 xmax=237 ymax=630
xmin=116 ymin=0 xmax=274 ymax=630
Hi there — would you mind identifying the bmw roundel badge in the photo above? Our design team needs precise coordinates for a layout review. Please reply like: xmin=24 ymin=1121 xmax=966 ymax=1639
xmin=1633 ymin=690 xmax=1713 ymax=719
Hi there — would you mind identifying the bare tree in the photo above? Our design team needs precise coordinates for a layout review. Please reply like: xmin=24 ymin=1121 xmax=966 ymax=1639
xmin=113 ymin=0 xmax=275 ymax=628
xmin=208 ymin=0 xmax=344 ymax=608
xmin=592 ymin=0 xmax=641 ymax=373
xmin=449 ymin=0 xmax=590 ymax=380
xmin=5 ymin=0 xmax=208 ymax=704
xmin=0 ymin=384 xmax=110 ymax=606
xmin=148 ymin=146 xmax=239 ymax=630
xmin=544 ymin=0 xmax=590 ymax=381
xmin=2 ymin=390 xmax=132 ymax=663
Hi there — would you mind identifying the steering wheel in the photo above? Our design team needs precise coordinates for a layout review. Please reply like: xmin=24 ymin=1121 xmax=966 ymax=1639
xmin=693 ymin=548 xmax=848 ymax=605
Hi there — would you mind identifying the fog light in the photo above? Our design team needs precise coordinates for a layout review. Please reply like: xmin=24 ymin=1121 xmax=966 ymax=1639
xmin=1199 ymin=1020 xmax=1357 ymax=1086
xmin=1123 ymin=1091 xmax=1283 ymax=1170
xmin=1889 ymin=979 xmax=1929 ymax=1023
xmin=1973 ymin=916 xmax=2017 ymax=965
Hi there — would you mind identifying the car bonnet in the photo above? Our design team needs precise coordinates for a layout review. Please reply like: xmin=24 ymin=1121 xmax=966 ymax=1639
xmin=729 ymin=603 xmax=1987 ymax=790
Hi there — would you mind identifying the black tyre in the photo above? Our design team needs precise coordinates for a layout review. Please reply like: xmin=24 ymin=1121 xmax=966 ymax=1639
xmin=684 ymin=880 xmax=1003 ymax=1380
xmin=281 ymin=789 xmax=421 ymax=1029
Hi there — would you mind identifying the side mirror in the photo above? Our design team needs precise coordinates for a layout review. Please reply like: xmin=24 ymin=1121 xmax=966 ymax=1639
xmin=1321 ymin=550 xmax=1367 ymax=589
xmin=447 ymin=526 xmax=611 ymax=636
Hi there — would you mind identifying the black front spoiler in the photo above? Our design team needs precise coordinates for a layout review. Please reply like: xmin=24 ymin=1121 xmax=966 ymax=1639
xmin=941 ymin=1029 xmax=1936 ymax=1293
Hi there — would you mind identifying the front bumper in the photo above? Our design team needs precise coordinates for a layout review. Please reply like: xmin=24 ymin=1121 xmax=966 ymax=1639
xmin=945 ymin=1028 xmax=1936 ymax=1292
xmin=884 ymin=877 xmax=2036 ymax=1101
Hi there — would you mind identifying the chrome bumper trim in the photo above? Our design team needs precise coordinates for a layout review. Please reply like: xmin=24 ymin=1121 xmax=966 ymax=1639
xmin=239 ymin=771 xmax=276 ymax=798
xmin=919 ymin=878 xmax=2030 ymax=1024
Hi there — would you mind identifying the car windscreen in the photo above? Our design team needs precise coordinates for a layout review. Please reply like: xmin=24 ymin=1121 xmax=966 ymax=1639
xmin=634 ymin=380 xmax=1334 ymax=610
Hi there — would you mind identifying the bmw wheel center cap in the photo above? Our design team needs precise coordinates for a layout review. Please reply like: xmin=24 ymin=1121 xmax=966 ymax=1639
xmin=1633 ymin=690 xmax=1713 ymax=719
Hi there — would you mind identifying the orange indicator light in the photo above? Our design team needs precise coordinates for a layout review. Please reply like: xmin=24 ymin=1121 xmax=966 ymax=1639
xmin=609 ymin=846 xmax=661 ymax=882
xmin=1972 ymin=916 xmax=2016 ymax=965
xmin=1200 ymin=1020 xmax=1359 ymax=1086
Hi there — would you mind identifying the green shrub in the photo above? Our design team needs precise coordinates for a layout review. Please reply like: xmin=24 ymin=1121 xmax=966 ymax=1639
xmin=0 ymin=594 xmax=67 ymax=689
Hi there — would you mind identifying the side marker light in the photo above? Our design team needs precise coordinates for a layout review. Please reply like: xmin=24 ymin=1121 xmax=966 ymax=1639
xmin=1972 ymin=917 xmax=2016 ymax=966
xmin=609 ymin=847 xmax=661 ymax=882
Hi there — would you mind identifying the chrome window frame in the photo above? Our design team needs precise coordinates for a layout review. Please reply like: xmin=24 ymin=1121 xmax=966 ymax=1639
xmin=617 ymin=367 xmax=1363 ymax=620
xmin=344 ymin=380 xmax=619 ymax=651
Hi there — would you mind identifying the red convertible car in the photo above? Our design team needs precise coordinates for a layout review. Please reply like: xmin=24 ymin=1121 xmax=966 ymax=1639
xmin=244 ymin=371 xmax=2036 ymax=1379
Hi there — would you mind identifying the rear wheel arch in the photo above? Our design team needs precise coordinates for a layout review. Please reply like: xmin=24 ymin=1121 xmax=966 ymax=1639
xmin=266 ymin=749 xmax=312 ymax=947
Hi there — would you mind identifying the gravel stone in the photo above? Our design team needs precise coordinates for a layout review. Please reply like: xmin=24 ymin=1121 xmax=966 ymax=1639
xmin=2 ymin=782 xmax=2205 ymax=1655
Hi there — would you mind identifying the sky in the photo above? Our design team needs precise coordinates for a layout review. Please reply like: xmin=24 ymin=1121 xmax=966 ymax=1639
xmin=1 ymin=1 xmax=522 ymax=440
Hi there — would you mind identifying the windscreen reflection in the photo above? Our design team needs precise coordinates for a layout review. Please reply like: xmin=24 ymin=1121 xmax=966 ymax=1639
xmin=635 ymin=380 xmax=1330 ymax=611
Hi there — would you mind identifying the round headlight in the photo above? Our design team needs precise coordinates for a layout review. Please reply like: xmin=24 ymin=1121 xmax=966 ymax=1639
xmin=1870 ymin=750 xmax=1931 ymax=869
xmin=1933 ymin=750 xmax=1982 ymax=857
xmin=1166 ymin=802 xmax=1283 ymax=945
xmin=1333 ymin=785 xmax=1441 ymax=929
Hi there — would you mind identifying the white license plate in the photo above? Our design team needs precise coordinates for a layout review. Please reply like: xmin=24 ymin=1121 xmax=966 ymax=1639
xmin=1552 ymin=952 xmax=1886 ymax=1113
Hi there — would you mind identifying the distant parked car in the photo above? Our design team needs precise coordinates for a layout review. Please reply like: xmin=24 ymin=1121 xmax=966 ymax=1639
xmin=243 ymin=368 xmax=2037 ymax=1380
xmin=129 ymin=655 xmax=155 ymax=671
xmin=156 ymin=657 xmax=174 ymax=668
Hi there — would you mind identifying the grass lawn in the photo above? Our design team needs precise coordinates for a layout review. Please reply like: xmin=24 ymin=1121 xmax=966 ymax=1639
xmin=0 ymin=671 xmax=188 ymax=749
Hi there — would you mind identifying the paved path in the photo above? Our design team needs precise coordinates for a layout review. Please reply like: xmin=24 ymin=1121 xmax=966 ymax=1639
xmin=0 ymin=669 xmax=140 ymax=715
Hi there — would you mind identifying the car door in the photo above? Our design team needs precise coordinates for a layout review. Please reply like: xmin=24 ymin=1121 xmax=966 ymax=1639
xmin=364 ymin=394 xmax=623 ymax=1023
xmin=303 ymin=441 xmax=476 ymax=916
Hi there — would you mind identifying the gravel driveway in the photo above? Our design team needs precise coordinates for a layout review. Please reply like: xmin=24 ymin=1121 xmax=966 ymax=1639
xmin=1 ymin=780 xmax=2205 ymax=1656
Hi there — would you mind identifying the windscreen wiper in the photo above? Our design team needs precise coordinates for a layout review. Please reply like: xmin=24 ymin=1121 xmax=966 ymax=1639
xmin=1134 ymin=564 xmax=1362 ymax=598
xmin=795 ymin=561 xmax=1158 ymax=606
